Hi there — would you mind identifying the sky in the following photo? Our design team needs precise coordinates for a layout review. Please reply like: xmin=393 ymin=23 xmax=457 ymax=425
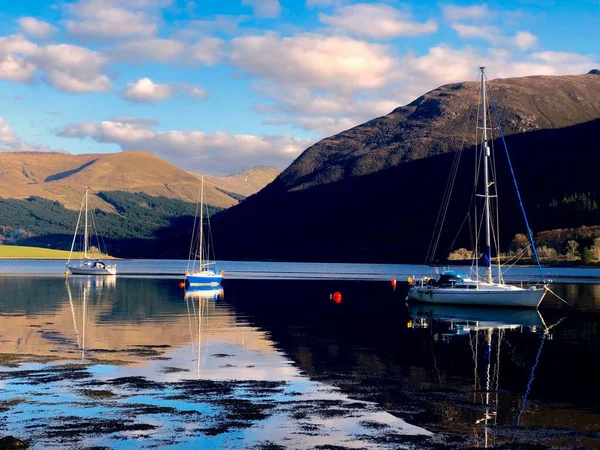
xmin=0 ymin=0 xmax=598 ymax=175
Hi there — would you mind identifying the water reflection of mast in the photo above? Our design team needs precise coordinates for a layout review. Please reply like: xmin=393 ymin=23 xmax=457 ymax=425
xmin=66 ymin=279 xmax=89 ymax=359
xmin=408 ymin=305 xmax=560 ymax=448
xmin=66 ymin=280 xmax=81 ymax=351
xmin=185 ymin=287 xmax=222 ymax=379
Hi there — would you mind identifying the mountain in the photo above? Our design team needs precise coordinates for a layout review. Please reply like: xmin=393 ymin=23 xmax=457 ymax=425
xmin=276 ymin=72 xmax=600 ymax=193
xmin=0 ymin=150 xmax=280 ymax=211
xmin=212 ymin=71 xmax=600 ymax=263
xmin=192 ymin=166 xmax=282 ymax=200
xmin=0 ymin=151 xmax=281 ymax=257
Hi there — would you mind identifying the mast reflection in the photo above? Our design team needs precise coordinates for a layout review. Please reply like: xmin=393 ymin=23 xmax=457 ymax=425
xmin=407 ymin=304 xmax=562 ymax=448
xmin=184 ymin=286 xmax=224 ymax=378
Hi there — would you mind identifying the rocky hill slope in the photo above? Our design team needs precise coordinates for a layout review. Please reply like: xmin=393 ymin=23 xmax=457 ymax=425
xmin=276 ymin=71 xmax=600 ymax=193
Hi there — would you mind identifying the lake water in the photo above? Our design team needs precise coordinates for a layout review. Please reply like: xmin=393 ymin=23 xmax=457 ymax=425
xmin=0 ymin=261 xmax=599 ymax=448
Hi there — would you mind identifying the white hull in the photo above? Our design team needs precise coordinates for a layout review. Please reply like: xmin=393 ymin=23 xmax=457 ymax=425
xmin=67 ymin=264 xmax=117 ymax=276
xmin=407 ymin=304 xmax=545 ymax=328
xmin=184 ymin=286 xmax=224 ymax=300
xmin=407 ymin=284 xmax=546 ymax=309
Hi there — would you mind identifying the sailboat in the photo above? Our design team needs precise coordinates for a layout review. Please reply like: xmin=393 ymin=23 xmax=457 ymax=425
xmin=407 ymin=67 xmax=548 ymax=308
xmin=66 ymin=187 xmax=117 ymax=276
xmin=184 ymin=176 xmax=223 ymax=288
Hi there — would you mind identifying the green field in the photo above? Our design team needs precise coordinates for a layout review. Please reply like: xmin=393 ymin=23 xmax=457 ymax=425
xmin=0 ymin=245 xmax=113 ymax=260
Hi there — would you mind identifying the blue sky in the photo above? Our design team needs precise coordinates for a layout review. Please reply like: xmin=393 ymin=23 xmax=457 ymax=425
xmin=0 ymin=0 xmax=597 ymax=174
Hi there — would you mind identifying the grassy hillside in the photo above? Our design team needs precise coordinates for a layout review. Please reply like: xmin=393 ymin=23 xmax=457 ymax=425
xmin=0 ymin=192 xmax=220 ymax=258
xmin=196 ymin=166 xmax=282 ymax=198
xmin=0 ymin=245 xmax=112 ymax=260
xmin=0 ymin=151 xmax=280 ymax=211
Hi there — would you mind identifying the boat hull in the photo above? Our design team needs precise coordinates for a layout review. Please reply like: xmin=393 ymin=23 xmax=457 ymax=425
xmin=407 ymin=285 xmax=546 ymax=308
xmin=185 ymin=271 xmax=223 ymax=287
xmin=185 ymin=286 xmax=224 ymax=300
xmin=407 ymin=304 xmax=545 ymax=329
xmin=67 ymin=264 xmax=117 ymax=276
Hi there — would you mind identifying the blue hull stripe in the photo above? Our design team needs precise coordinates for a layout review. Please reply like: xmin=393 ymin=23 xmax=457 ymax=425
xmin=186 ymin=275 xmax=223 ymax=286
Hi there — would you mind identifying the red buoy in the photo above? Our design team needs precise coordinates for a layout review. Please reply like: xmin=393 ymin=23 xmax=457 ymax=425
xmin=391 ymin=279 xmax=397 ymax=288
xmin=179 ymin=282 xmax=185 ymax=288
xmin=333 ymin=292 xmax=342 ymax=304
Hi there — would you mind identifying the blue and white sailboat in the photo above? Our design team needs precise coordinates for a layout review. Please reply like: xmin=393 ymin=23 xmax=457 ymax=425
xmin=407 ymin=67 xmax=548 ymax=308
xmin=184 ymin=176 xmax=223 ymax=288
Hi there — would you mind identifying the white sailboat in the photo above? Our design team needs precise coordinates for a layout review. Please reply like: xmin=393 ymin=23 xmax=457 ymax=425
xmin=407 ymin=67 xmax=548 ymax=308
xmin=184 ymin=176 xmax=223 ymax=288
xmin=66 ymin=187 xmax=117 ymax=276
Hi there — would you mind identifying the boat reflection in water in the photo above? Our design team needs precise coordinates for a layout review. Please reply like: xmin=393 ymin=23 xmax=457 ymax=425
xmin=407 ymin=304 xmax=561 ymax=448
xmin=184 ymin=286 xmax=224 ymax=378
xmin=65 ymin=276 xmax=117 ymax=359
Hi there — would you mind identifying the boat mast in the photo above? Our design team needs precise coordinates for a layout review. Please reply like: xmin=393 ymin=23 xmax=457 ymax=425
xmin=84 ymin=187 xmax=89 ymax=259
xmin=198 ymin=176 xmax=204 ymax=270
xmin=481 ymin=67 xmax=493 ymax=283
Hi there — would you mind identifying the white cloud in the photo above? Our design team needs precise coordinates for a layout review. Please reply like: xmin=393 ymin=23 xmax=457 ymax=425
xmin=0 ymin=117 xmax=18 ymax=145
xmin=0 ymin=36 xmax=112 ymax=92
xmin=319 ymin=4 xmax=437 ymax=39
xmin=58 ymin=118 xmax=313 ymax=174
xmin=109 ymin=116 xmax=159 ymax=126
xmin=18 ymin=17 xmax=57 ymax=39
xmin=294 ymin=116 xmax=359 ymax=135
xmin=0 ymin=54 xmax=37 ymax=82
xmin=179 ymin=83 xmax=208 ymax=99
xmin=253 ymin=83 xmax=399 ymax=135
xmin=64 ymin=0 xmax=160 ymax=40
xmin=124 ymin=77 xmax=173 ymax=102
xmin=242 ymin=0 xmax=281 ymax=18
xmin=530 ymin=51 xmax=593 ymax=66
xmin=0 ymin=115 xmax=56 ymax=152
xmin=451 ymin=25 xmax=539 ymax=51
xmin=184 ymin=15 xmax=251 ymax=35
xmin=112 ymin=38 xmax=185 ymax=63
xmin=442 ymin=3 xmax=492 ymax=21
xmin=399 ymin=46 xmax=597 ymax=105
xmin=254 ymin=84 xmax=396 ymax=118
xmin=306 ymin=0 xmax=343 ymax=7
xmin=451 ymin=23 xmax=499 ymax=41
xmin=44 ymin=70 xmax=111 ymax=93
xmin=513 ymin=31 xmax=538 ymax=50
xmin=33 ymin=43 xmax=111 ymax=93
xmin=231 ymin=32 xmax=397 ymax=92
xmin=0 ymin=34 xmax=39 ymax=56
xmin=110 ymin=36 xmax=224 ymax=66
xmin=191 ymin=37 xmax=225 ymax=66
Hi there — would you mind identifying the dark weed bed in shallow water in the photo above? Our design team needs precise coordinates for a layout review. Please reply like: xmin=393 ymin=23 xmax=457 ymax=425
xmin=1 ymin=276 xmax=599 ymax=448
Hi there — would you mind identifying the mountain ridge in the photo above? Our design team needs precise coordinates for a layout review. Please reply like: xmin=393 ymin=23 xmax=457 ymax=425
xmin=0 ymin=150 xmax=280 ymax=211
xmin=274 ymin=72 xmax=600 ymax=194
xmin=212 ymin=72 xmax=600 ymax=262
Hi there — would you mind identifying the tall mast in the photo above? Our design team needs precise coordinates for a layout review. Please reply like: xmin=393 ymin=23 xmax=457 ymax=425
xmin=84 ymin=187 xmax=89 ymax=259
xmin=481 ymin=67 xmax=493 ymax=283
xmin=198 ymin=176 xmax=204 ymax=270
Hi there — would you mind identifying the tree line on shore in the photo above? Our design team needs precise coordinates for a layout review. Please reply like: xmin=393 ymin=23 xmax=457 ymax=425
xmin=449 ymin=225 xmax=600 ymax=264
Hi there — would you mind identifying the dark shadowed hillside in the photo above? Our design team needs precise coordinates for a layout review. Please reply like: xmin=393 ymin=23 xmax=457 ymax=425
xmin=213 ymin=72 xmax=600 ymax=263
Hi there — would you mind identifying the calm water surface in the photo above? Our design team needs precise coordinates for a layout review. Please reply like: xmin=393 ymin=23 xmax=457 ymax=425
xmin=0 ymin=262 xmax=599 ymax=448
